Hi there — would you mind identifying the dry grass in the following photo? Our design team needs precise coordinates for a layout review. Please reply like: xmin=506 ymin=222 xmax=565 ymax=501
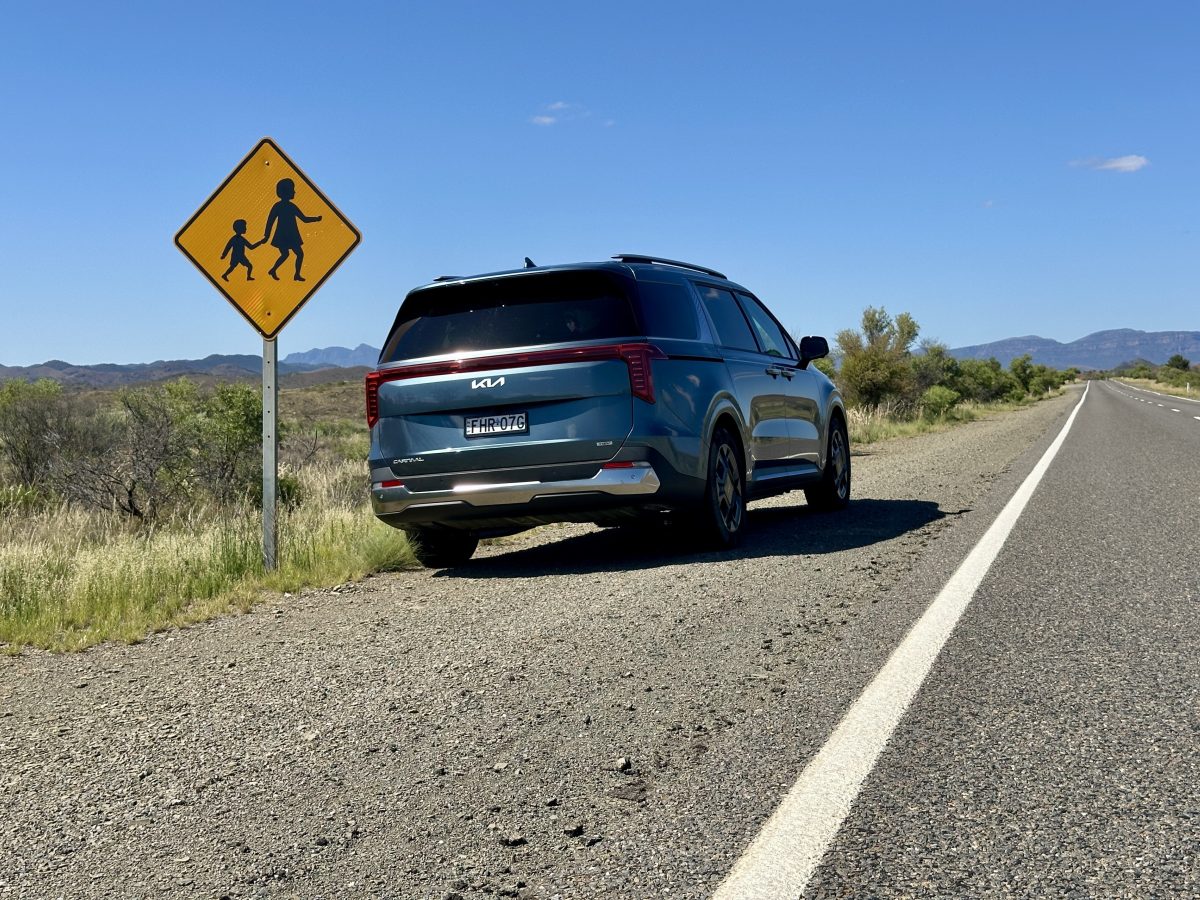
xmin=847 ymin=395 xmax=1047 ymax=446
xmin=0 ymin=460 xmax=415 ymax=653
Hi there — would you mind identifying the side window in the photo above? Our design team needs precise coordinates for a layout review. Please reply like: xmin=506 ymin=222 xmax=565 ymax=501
xmin=636 ymin=281 xmax=699 ymax=340
xmin=736 ymin=293 xmax=792 ymax=359
xmin=695 ymin=284 xmax=758 ymax=352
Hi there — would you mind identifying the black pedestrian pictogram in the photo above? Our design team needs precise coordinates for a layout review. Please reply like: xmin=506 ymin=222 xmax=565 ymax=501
xmin=220 ymin=219 xmax=261 ymax=281
xmin=263 ymin=178 xmax=322 ymax=282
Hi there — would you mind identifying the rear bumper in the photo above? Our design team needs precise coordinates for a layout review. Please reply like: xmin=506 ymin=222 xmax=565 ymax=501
xmin=370 ymin=462 xmax=661 ymax=520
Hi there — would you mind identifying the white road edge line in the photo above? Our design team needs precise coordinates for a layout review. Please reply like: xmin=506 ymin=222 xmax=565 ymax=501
xmin=1113 ymin=379 xmax=1200 ymax=405
xmin=714 ymin=383 xmax=1091 ymax=900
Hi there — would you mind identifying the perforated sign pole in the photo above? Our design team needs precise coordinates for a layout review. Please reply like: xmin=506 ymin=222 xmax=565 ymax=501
xmin=262 ymin=338 xmax=279 ymax=570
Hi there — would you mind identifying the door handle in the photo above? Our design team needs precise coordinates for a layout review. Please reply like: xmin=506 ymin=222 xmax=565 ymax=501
xmin=779 ymin=368 xmax=795 ymax=380
xmin=765 ymin=366 xmax=783 ymax=378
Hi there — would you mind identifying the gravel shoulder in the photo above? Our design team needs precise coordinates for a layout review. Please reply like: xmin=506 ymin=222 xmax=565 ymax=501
xmin=0 ymin=393 xmax=1077 ymax=900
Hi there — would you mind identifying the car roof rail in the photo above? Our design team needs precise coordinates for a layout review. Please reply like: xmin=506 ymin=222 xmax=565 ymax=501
xmin=432 ymin=275 xmax=463 ymax=282
xmin=612 ymin=253 xmax=727 ymax=280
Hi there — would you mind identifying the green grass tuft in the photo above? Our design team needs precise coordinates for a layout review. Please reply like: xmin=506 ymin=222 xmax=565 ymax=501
xmin=0 ymin=460 xmax=415 ymax=652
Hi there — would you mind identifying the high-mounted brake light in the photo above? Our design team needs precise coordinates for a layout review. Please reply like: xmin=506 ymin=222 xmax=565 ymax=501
xmin=365 ymin=342 xmax=667 ymax=425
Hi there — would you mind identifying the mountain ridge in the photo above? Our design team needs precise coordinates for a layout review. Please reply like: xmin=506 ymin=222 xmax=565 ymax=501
xmin=950 ymin=329 xmax=1199 ymax=370
xmin=0 ymin=348 xmax=381 ymax=388
xmin=3 ymin=329 xmax=1197 ymax=386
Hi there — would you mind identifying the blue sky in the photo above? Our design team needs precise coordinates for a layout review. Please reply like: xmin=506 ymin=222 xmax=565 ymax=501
xmin=0 ymin=1 xmax=1196 ymax=366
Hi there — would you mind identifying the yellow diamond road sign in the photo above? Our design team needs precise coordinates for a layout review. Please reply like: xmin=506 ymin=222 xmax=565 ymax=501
xmin=175 ymin=138 xmax=360 ymax=339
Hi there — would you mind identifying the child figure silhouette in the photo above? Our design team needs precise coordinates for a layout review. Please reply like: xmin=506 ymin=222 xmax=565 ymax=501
xmin=220 ymin=219 xmax=260 ymax=281
xmin=262 ymin=178 xmax=322 ymax=281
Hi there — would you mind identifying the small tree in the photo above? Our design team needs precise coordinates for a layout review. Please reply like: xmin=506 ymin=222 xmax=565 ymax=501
xmin=0 ymin=379 xmax=66 ymax=488
xmin=810 ymin=355 xmax=837 ymax=380
xmin=836 ymin=307 xmax=919 ymax=407
xmin=46 ymin=378 xmax=232 ymax=520
xmin=910 ymin=340 xmax=959 ymax=394
xmin=196 ymin=383 xmax=263 ymax=505
xmin=1166 ymin=354 xmax=1190 ymax=371
xmin=1009 ymin=355 xmax=1035 ymax=393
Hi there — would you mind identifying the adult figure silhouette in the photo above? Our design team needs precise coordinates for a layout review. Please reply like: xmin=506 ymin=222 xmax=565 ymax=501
xmin=263 ymin=178 xmax=322 ymax=281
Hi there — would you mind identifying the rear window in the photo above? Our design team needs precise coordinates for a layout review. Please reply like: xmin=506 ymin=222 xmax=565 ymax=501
xmin=380 ymin=271 xmax=639 ymax=363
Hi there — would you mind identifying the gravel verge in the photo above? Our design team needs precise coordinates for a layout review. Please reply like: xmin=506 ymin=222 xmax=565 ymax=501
xmin=0 ymin=394 xmax=1075 ymax=899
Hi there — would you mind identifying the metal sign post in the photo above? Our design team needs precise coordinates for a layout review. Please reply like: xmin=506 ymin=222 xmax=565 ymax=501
xmin=262 ymin=338 xmax=279 ymax=570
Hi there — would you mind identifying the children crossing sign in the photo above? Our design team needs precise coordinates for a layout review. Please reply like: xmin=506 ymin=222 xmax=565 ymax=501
xmin=175 ymin=139 xmax=361 ymax=571
xmin=175 ymin=138 xmax=361 ymax=338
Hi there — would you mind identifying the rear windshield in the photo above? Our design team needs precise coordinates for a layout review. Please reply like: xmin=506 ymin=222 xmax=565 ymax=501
xmin=381 ymin=271 xmax=639 ymax=363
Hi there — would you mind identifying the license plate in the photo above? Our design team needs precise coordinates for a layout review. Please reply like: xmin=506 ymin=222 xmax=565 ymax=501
xmin=465 ymin=412 xmax=528 ymax=438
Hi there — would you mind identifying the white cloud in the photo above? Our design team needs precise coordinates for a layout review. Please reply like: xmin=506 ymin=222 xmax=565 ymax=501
xmin=1072 ymin=154 xmax=1150 ymax=173
xmin=529 ymin=101 xmax=606 ymax=127
xmin=1097 ymin=154 xmax=1149 ymax=172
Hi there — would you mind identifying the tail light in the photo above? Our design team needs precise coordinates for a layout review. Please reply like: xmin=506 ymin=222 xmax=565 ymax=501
xmin=365 ymin=371 xmax=383 ymax=428
xmin=617 ymin=343 xmax=666 ymax=404
xmin=364 ymin=341 xmax=667 ymax=428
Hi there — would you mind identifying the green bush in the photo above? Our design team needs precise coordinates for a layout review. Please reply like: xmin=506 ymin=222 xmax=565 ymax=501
xmin=835 ymin=307 xmax=919 ymax=406
xmin=921 ymin=385 xmax=960 ymax=419
xmin=0 ymin=379 xmax=67 ymax=488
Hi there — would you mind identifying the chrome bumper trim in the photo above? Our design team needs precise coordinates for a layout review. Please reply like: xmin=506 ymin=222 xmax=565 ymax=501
xmin=371 ymin=464 xmax=661 ymax=515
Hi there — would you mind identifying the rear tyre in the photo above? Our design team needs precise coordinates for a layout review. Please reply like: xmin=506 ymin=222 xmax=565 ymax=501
xmin=805 ymin=415 xmax=851 ymax=511
xmin=695 ymin=427 xmax=746 ymax=549
xmin=406 ymin=527 xmax=479 ymax=568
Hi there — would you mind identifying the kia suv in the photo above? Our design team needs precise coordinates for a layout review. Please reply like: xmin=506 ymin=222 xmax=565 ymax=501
xmin=366 ymin=255 xmax=849 ymax=567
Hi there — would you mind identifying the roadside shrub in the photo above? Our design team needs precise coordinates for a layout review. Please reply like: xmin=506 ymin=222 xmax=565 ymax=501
xmin=196 ymin=383 xmax=263 ymax=504
xmin=835 ymin=307 xmax=919 ymax=407
xmin=921 ymin=385 xmax=960 ymax=419
xmin=950 ymin=357 xmax=1022 ymax=403
xmin=48 ymin=380 xmax=199 ymax=520
xmin=811 ymin=356 xmax=836 ymax=380
xmin=0 ymin=379 xmax=66 ymax=488
xmin=911 ymin=341 xmax=959 ymax=394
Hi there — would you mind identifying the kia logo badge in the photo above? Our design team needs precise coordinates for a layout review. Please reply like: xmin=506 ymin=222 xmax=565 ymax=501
xmin=471 ymin=376 xmax=505 ymax=389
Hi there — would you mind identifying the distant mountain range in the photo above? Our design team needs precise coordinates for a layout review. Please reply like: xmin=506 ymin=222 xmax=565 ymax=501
xmin=0 ymin=345 xmax=381 ymax=388
xmin=3 ymin=330 xmax=1196 ymax=387
xmin=281 ymin=343 xmax=379 ymax=369
xmin=950 ymin=329 xmax=1200 ymax=370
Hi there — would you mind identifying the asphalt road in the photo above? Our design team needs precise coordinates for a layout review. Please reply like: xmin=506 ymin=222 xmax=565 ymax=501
xmin=4 ymin=384 xmax=1194 ymax=898
xmin=800 ymin=380 xmax=1199 ymax=898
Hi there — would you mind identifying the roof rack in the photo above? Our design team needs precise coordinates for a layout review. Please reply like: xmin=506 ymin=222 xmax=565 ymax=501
xmin=612 ymin=254 xmax=727 ymax=280
xmin=432 ymin=275 xmax=463 ymax=282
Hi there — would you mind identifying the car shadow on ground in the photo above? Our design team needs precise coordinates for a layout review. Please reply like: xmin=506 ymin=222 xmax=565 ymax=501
xmin=433 ymin=498 xmax=949 ymax=579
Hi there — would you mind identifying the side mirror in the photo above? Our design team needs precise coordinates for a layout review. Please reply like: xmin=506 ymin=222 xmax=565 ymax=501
xmin=799 ymin=335 xmax=829 ymax=368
